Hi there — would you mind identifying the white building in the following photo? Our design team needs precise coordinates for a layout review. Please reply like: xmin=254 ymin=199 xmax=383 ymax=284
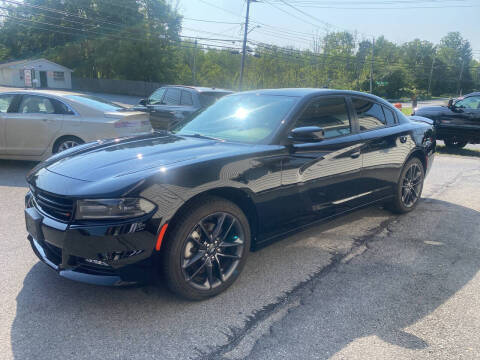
xmin=0 ymin=58 xmax=73 ymax=89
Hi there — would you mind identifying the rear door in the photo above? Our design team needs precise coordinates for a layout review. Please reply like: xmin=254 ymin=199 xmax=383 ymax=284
xmin=354 ymin=97 xmax=412 ymax=200
xmin=0 ymin=94 xmax=17 ymax=155
xmin=5 ymin=94 xmax=62 ymax=156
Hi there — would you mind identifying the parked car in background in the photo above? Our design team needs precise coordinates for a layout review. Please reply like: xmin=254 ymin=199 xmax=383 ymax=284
xmin=134 ymin=85 xmax=233 ymax=130
xmin=412 ymin=92 xmax=480 ymax=148
xmin=25 ymin=89 xmax=435 ymax=300
xmin=0 ymin=90 xmax=152 ymax=161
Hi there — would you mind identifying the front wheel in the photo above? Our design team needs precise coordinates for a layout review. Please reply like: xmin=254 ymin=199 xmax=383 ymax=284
xmin=386 ymin=158 xmax=425 ymax=214
xmin=161 ymin=196 xmax=251 ymax=300
xmin=444 ymin=139 xmax=468 ymax=149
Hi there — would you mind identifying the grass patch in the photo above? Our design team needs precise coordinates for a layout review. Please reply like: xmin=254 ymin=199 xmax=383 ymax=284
xmin=400 ymin=107 xmax=412 ymax=116
xmin=436 ymin=145 xmax=480 ymax=158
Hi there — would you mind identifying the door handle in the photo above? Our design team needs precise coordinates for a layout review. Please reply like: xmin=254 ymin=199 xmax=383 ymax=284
xmin=350 ymin=150 xmax=361 ymax=159
xmin=400 ymin=136 xmax=407 ymax=143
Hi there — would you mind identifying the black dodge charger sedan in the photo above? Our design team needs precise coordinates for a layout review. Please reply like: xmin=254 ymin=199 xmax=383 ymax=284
xmin=413 ymin=92 xmax=480 ymax=148
xmin=25 ymin=89 xmax=436 ymax=300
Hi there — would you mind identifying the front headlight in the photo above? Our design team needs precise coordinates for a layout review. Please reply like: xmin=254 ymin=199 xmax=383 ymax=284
xmin=76 ymin=198 xmax=156 ymax=220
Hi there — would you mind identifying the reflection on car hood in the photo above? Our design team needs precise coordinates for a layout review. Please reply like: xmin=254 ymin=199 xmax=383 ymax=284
xmin=415 ymin=106 xmax=449 ymax=115
xmin=45 ymin=133 xmax=252 ymax=181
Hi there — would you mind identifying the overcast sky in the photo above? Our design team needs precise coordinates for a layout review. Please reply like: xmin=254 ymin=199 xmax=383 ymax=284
xmin=178 ymin=0 xmax=480 ymax=59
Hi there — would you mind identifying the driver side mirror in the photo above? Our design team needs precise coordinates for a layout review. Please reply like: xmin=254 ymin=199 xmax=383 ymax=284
xmin=288 ymin=126 xmax=325 ymax=143
xmin=447 ymin=99 xmax=454 ymax=108
xmin=138 ymin=99 xmax=147 ymax=106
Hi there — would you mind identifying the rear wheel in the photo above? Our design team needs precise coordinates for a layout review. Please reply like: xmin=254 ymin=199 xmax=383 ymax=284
xmin=386 ymin=158 xmax=425 ymax=214
xmin=444 ymin=139 xmax=468 ymax=149
xmin=53 ymin=136 xmax=84 ymax=154
xmin=161 ymin=196 xmax=250 ymax=300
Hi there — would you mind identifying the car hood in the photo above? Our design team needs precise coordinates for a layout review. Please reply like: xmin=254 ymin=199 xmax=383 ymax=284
xmin=415 ymin=106 xmax=449 ymax=115
xmin=45 ymin=133 xmax=253 ymax=181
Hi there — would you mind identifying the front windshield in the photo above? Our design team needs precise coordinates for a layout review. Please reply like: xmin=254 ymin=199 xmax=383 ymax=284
xmin=66 ymin=95 xmax=125 ymax=111
xmin=173 ymin=94 xmax=298 ymax=143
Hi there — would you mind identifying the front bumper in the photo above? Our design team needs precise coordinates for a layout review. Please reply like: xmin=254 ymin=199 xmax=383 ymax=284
xmin=26 ymin=204 xmax=160 ymax=286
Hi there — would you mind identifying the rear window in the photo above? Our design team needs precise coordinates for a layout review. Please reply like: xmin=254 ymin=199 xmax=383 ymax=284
xmin=199 ymin=92 xmax=231 ymax=107
xmin=65 ymin=95 xmax=124 ymax=112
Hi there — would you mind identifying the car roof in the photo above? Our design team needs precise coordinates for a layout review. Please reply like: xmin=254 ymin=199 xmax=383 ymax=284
xmin=0 ymin=89 xmax=85 ymax=97
xmin=163 ymin=85 xmax=233 ymax=93
xmin=236 ymin=88 xmax=390 ymax=103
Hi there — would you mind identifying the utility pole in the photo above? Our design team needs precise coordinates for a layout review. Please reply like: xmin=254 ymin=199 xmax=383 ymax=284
xmin=239 ymin=0 xmax=256 ymax=90
xmin=427 ymin=52 xmax=436 ymax=96
xmin=457 ymin=59 xmax=465 ymax=96
xmin=193 ymin=39 xmax=197 ymax=86
xmin=369 ymin=37 xmax=375 ymax=93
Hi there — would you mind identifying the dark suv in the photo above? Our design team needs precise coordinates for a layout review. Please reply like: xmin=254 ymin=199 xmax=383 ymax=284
xmin=413 ymin=92 xmax=480 ymax=148
xmin=135 ymin=86 xmax=233 ymax=130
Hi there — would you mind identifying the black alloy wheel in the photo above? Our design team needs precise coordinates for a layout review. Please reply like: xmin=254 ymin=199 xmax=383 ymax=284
xmin=181 ymin=212 xmax=245 ymax=290
xmin=162 ymin=196 xmax=250 ymax=300
xmin=401 ymin=162 xmax=423 ymax=208
xmin=386 ymin=157 xmax=425 ymax=214
xmin=444 ymin=139 xmax=468 ymax=149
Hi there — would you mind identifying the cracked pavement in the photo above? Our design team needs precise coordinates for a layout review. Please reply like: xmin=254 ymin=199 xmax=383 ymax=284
xmin=0 ymin=155 xmax=479 ymax=360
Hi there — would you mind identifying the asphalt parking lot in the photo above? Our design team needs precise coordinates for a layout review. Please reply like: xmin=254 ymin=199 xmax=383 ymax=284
xmin=0 ymin=154 xmax=479 ymax=360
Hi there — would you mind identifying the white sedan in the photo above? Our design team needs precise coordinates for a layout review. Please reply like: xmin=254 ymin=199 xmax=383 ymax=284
xmin=0 ymin=90 xmax=152 ymax=161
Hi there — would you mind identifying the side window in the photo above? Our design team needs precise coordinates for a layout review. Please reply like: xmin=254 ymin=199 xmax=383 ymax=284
xmin=163 ymin=88 xmax=181 ymax=106
xmin=353 ymin=98 xmax=386 ymax=131
xmin=52 ymin=99 xmax=75 ymax=115
xmin=455 ymin=96 xmax=480 ymax=110
xmin=383 ymin=106 xmax=396 ymax=126
xmin=148 ymin=88 xmax=166 ymax=105
xmin=0 ymin=94 xmax=15 ymax=113
xmin=181 ymin=91 xmax=193 ymax=106
xmin=296 ymin=97 xmax=351 ymax=139
xmin=18 ymin=95 xmax=55 ymax=114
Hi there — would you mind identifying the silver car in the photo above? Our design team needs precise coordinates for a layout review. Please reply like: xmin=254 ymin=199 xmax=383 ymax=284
xmin=0 ymin=90 xmax=152 ymax=161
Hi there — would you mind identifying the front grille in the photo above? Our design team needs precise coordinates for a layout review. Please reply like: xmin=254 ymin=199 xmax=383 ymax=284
xmin=31 ymin=187 xmax=74 ymax=222
xmin=75 ymin=262 xmax=117 ymax=276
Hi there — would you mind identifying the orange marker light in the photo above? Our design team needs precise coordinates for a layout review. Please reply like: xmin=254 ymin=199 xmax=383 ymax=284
xmin=155 ymin=223 xmax=168 ymax=251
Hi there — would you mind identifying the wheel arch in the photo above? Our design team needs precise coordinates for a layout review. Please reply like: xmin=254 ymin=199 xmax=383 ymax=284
xmin=164 ymin=187 xmax=259 ymax=250
xmin=404 ymin=148 xmax=427 ymax=173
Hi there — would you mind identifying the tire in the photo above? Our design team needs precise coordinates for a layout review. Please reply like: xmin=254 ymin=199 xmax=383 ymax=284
xmin=386 ymin=157 xmax=425 ymax=214
xmin=444 ymin=139 xmax=468 ymax=149
xmin=53 ymin=136 xmax=84 ymax=154
xmin=161 ymin=196 xmax=251 ymax=300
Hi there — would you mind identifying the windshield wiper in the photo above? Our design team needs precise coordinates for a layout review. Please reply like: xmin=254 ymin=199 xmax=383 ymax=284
xmin=183 ymin=133 xmax=224 ymax=141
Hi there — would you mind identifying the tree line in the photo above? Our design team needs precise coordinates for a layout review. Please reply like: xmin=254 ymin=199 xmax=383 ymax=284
xmin=0 ymin=0 xmax=478 ymax=99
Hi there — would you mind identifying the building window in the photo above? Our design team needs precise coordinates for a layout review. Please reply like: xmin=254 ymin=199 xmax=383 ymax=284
xmin=53 ymin=71 xmax=65 ymax=81
xmin=19 ymin=70 xmax=24 ymax=80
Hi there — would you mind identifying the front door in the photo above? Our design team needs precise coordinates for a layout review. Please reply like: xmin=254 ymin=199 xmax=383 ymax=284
xmin=149 ymin=88 xmax=182 ymax=130
xmin=5 ymin=95 xmax=62 ymax=156
xmin=280 ymin=96 xmax=364 ymax=231
xmin=449 ymin=95 xmax=480 ymax=140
